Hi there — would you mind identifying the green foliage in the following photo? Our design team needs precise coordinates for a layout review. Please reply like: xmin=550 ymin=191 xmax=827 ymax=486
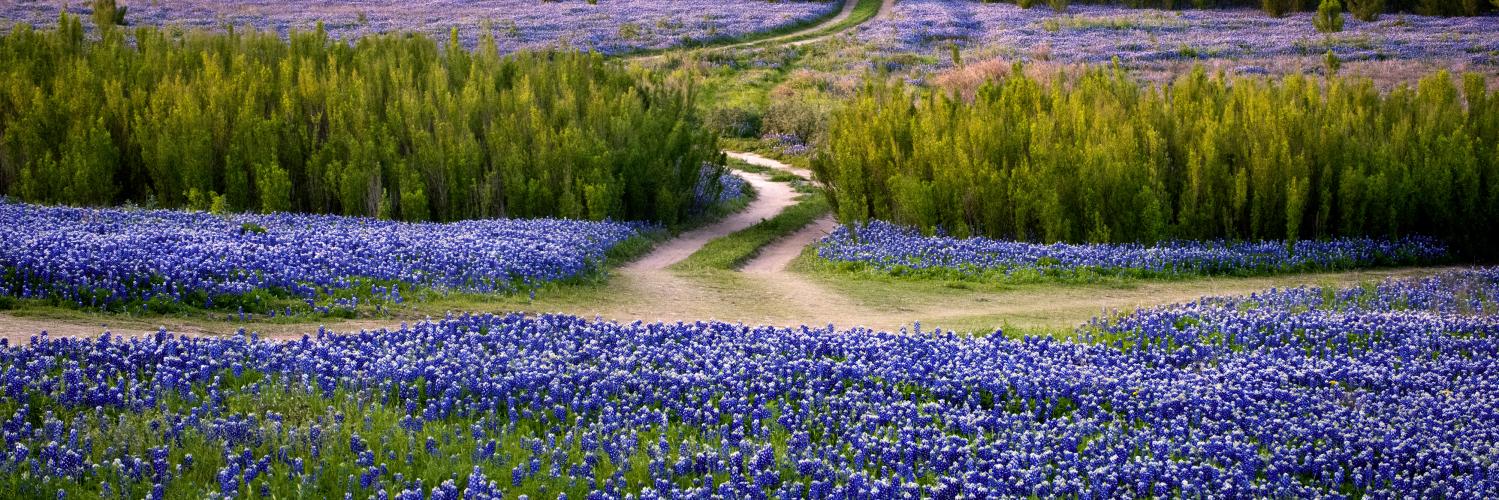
xmin=1348 ymin=0 xmax=1383 ymax=21
xmin=1018 ymin=0 xmax=1039 ymax=9
xmin=1324 ymin=50 xmax=1342 ymax=76
xmin=1414 ymin=0 xmax=1487 ymax=14
xmin=1263 ymin=0 xmax=1291 ymax=16
xmin=1315 ymin=0 xmax=1345 ymax=32
xmin=0 ymin=16 xmax=720 ymax=224
xmin=703 ymin=105 xmax=763 ymax=138
xmin=90 ymin=0 xmax=127 ymax=28
xmin=814 ymin=67 xmax=1499 ymax=256
xmin=1050 ymin=0 xmax=1073 ymax=12
xmin=762 ymin=97 xmax=831 ymax=148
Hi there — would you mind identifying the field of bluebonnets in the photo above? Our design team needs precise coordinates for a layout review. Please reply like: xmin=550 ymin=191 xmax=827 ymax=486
xmin=817 ymin=220 xmax=1450 ymax=281
xmin=0 ymin=164 xmax=745 ymax=317
xmin=856 ymin=2 xmax=1499 ymax=67
xmin=0 ymin=200 xmax=646 ymax=316
xmin=1 ymin=269 xmax=1496 ymax=498
xmin=0 ymin=0 xmax=840 ymax=54
xmin=4 ymin=0 xmax=1499 ymax=498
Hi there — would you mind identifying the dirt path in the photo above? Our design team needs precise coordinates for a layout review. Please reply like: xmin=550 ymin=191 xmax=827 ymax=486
xmin=725 ymin=151 xmax=816 ymax=179
xmin=742 ymin=215 xmax=837 ymax=273
xmin=629 ymin=0 xmax=893 ymax=63
xmin=726 ymin=151 xmax=833 ymax=273
xmin=784 ymin=0 xmax=895 ymax=48
xmin=625 ymin=170 xmax=800 ymax=270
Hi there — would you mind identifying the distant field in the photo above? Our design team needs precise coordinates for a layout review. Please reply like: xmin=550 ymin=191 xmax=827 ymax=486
xmin=0 ymin=0 xmax=841 ymax=53
xmin=857 ymin=2 xmax=1499 ymax=65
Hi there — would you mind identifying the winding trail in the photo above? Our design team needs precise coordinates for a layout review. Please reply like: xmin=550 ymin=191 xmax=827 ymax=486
xmin=628 ymin=0 xmax=894 ymax=62
xmin=624 ymin=170 xmax=800 ymax=270
xmin=741 ymin=215 xmax=837 ymax=273
xmin=722 ymin=151 xmax=835 ymax=273
xmin=783 ymin=0 xmax=896 ymax=48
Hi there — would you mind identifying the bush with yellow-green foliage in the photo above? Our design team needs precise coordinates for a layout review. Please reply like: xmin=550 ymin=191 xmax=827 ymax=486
xmin=0 ymin=15 xmax=721 ymax=225
xmin=814 ymin=65 xmax=1499 ymax=255
xmin=1314 ymin=0 xmax=1344 ymax=33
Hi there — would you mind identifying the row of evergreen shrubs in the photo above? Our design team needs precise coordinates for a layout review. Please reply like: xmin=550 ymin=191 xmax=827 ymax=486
xmin=0 ymin=14 xmax=723 ymax=224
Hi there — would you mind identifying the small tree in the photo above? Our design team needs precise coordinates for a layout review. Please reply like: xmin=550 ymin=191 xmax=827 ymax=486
xmin=1324 ymin=50 xmax=1341 ymax=76
xmin=1347 ymin=0 xmax=1382 ymax=22
xmin=91 ymin=0 xmax=127 ymax=28
xmin=1049 ymin=0 xmax=1070 ymax=13
xmin=1017 ymin=0 xmax=1038 ymax=9
xmin=1314 ymin=0 xmax=1344 ymax=33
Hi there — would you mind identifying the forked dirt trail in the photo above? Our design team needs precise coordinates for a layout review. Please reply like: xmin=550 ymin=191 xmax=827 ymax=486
xmin=625 ymin=170 xmax=800 ymax=270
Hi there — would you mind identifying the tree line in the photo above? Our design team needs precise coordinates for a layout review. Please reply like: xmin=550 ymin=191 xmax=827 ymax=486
xmin=814 ymin=64 xmax=1499 ymax=255
xmin=0 ymin=14 xmax=722 ymax=224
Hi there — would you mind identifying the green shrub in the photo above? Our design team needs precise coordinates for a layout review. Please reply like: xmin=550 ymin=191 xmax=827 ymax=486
xmin=814 ymin=67 xmax=1499 ymax=255
xmin=1049 ymin=0 xmax=1071 ymax=12
xmin=1315 ymin=0 xmax=1345 ymax=33
xmin=1323 ymin=49 xmax=1341 ymax=75
xmin=1017 ymin=0 xmax=1039 ymax=9
xmin=762 ymin=97 xmax=831 ymax=149
xmin=1262 ymin=0 xmax=1291 ymax=17
xmin=90 ymin=0 xmax=127 ymax=28
xmin=0 ymin=15 xmax=719 ymax=225
xmin=1417 ymin=0 xmax=1455 ymax=15
xmin=704 ymin=105 xmax=763 ymax=138
xmin=1347 ymin=0 xmax=1382 ymax=21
